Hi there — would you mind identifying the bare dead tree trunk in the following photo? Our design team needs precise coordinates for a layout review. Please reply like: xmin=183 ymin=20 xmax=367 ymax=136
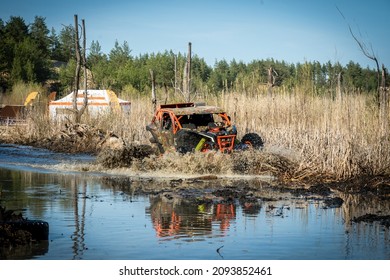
xmin=183 ymin=63 xmax=188 ymax=99
xmin=349 ymin=25 xmax=381 ymax=102
xmin=346 ymin=23 xmax=389 ymax=138
xmin=174 ymin=54 xmax=177 ymax=97
xmin=73 ymin=14 xmax=81 ymax=122
xmin=183 ymin=42 xmax=191 ymax=102
xmin=267 ymin=66 xmax=277 ymax=96
xmin=77 ymin=19 xmax=88 ymax=120
xmin=187 ymin=42 xmax=191 ymax=101
xmin=380 ymin=65 xmax=388 ymax=135
xmin=336 ymin=6 xmax=381 ymax=102
xmin=150 ymin=69 xmax=157 ymax=112
xmin=267 ymin=67 xmax=273 ymax=96
xmin=337 ymin=72 xmax=343 ymax=100
xmin=72 ymin=15 xmax=88 ymax=123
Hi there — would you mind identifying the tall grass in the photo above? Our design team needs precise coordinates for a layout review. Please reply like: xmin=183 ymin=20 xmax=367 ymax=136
xmin=0 ymin=81 xmax=45 ymax=105
xmin=94 ymin=89 xmax=389 ymax=180
xmin=217 ymin=90 xmax=389 ymax=179
xmin=2 ymin=86 xmax=389 ymax=181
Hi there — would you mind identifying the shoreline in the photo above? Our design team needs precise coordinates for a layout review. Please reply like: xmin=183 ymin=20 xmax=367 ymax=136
xmin=1 ymin=125 xmax=390 ymax=199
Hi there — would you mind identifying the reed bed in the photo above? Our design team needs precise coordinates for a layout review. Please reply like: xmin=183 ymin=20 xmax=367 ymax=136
xmin=94 ymin=90 xmax=389 ymax=180
xmin=2 ymin=89 xmax=389 ymax=181
xmin=216 ymin=90 xmax=390 ymax=179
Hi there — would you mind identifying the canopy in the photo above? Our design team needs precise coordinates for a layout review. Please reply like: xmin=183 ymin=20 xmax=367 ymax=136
xmin=48 ymin=89 xmax=130 ymax=119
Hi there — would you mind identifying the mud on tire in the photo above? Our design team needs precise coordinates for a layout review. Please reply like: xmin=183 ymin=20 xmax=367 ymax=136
xmin=241 ymin=133 xmax=264 ymax=150
xmin=174 ymin=129 xmax=203 ymax=154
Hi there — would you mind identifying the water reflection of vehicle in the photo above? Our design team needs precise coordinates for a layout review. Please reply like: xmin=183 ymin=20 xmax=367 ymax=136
xmin=147 ymin=194 xmax=237 ymax=239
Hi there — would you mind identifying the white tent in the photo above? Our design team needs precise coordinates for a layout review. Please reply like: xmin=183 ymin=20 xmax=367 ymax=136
xmin=49 ymin=89 xmax=131 ymax=119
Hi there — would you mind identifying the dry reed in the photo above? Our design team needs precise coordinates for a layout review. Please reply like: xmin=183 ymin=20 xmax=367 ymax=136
xmin=1 ymin=88 xmax=389 ymax=181
xmin=91 ymin=89 xmax=389 ymax=180
xmin=216 ymin=90 xmax=389 ymax=180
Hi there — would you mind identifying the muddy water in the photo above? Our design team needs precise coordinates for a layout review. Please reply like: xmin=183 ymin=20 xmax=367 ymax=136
xmin=0 ymin=144 xmax=389 ymax=260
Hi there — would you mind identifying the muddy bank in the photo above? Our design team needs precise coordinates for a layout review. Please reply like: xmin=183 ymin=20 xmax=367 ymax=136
xmin=316 ymin=175 xmax=390 ymax=196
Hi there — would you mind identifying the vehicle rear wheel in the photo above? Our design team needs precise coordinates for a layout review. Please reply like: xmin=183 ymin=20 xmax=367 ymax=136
xmin=241 ymin=133 xmax=264 ymax=150
xmin=174 ymin=129 xmax=204 ymax=154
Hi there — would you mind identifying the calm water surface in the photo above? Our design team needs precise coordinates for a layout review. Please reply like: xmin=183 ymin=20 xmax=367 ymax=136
xmin=0 ymin=144 xmax=389 ymax=260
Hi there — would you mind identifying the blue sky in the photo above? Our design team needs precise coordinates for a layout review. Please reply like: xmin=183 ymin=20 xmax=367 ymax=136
xmin=1 ymin=0 xmax=389 ymax=69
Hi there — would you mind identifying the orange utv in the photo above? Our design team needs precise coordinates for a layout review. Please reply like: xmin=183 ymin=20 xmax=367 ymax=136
xmin=146 ymin=102 xmax=263 ymax=154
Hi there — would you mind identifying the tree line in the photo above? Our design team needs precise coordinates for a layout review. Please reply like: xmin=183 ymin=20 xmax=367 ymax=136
xmin=0 ymin=16 xmax=384 ymax=99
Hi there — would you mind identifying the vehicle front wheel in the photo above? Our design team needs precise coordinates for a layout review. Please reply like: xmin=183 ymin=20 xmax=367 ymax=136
xmin=241 ymin=133 xmax=264 ymax=150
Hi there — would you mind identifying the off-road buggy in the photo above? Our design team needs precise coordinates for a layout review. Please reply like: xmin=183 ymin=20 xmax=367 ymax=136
xmin=146 ymin=102 xmax=263 ymax=154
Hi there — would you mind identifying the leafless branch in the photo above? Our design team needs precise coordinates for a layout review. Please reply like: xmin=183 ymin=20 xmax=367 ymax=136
xmin=336 ymin=5 xmax=380 ymax=92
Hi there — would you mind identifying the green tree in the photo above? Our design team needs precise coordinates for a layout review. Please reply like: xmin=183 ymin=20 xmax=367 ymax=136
xmin=361 ymin=67 xmax=378 ymax=92
xmin=109 ymin=40 xmax=132 ymax=64
xmin=88 ymin=40 xmax=105 ymax=65
xmin=130 ymin=53 xmax=151 ymax=92
xmin=58 ymin=59 xmax=76 ymax=94
xmin=4 ymin=16 xmax=28 ymax=44
xmin=30 ymin=16 xmax=50 ymax=58
xmin=1 ymin=16 xmax=29 ymax=83
xmin=10 ymin=37 xmax=50 ymax=83
xmin=345 ymin=61 xmax=363 ymax=89
xmin=0 ymin=19 xmax=7 ymax=91
xmin=48 ymin=27 xmax=62 ymax=61
xmin=192 ymin=55 xmax=211 ymax=82
xmin=0 ymin=16 xmax=51 ymax=86
xmin=87 ymin=40 xmax=109 ymax=88
xmin=208 ymin=59 xmax=230 ymax=91
xmin=106 ymin=40 xmax=132 ymax=91
xmin=146 ymin=51 xmax=174 ymax=88
xmin=191 ymin=55 xmax=212 ymax=93
xmin=58 ymin=25 xmax=75 ymax=62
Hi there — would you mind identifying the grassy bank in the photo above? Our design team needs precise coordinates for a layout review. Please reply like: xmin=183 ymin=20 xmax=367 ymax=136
xmin=1 ymin=89 xmax=389 ymax=181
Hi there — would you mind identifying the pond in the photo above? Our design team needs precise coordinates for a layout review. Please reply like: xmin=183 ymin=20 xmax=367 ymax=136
xmin=0 ymin=144 xmax=389 ymax=260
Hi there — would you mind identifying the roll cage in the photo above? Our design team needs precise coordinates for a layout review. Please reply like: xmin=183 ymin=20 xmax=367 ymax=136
xmin=151 ymin=103 xmax=232 ymax=134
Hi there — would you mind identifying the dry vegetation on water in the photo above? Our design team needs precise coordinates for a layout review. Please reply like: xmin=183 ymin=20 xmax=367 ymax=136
xmin=1 ymin=86 xmax=389 ymax=182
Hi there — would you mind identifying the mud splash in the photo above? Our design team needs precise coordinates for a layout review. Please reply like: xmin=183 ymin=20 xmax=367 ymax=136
xmin=0 ymin=123 xmax=305 ymax=181
xmin=96 ymin=144 xmax=294 ymax=179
